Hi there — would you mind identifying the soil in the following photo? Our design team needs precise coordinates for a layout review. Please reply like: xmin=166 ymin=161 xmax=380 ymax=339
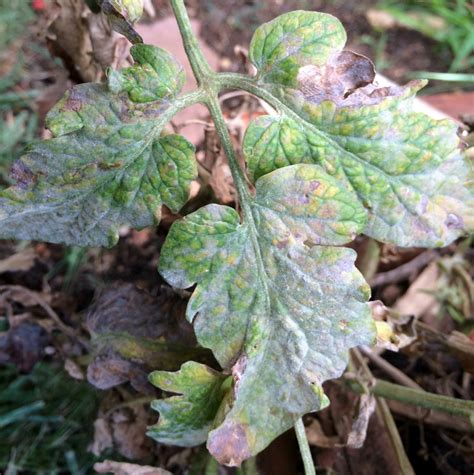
xmin=193 ymin=0 xmax=450 ymax=84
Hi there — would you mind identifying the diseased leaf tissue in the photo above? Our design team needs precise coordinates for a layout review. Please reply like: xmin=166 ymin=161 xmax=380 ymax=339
xmin=0 ymin=7 xmax=472 ymax=467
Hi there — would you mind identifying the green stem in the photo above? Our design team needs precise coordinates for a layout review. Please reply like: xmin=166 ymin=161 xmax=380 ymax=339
xmin=169 ymin=0 xmax=212 ymax=81
xmin=346 ymin=378 xmax=474 ymax=424
xmin=205 ymin=95 xmax=252 ymax=205
xmin=294 ymin=418 xmax=316 ymax=475
xmin=217 ymin=73 xmax=284 ymax=112
xmin=158 ymin=88 xmax=206 ymax=126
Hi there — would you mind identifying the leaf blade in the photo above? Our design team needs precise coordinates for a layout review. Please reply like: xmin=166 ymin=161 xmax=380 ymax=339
xmin=0 ymin=46 xmax=196 ymax=247
xmin=148 ymin=361 xmax=229 ymax=447
xmin=245 ymin=11 xmax=473 ymax=247
xmin=159 ymin=164 xmax=375 ymax=464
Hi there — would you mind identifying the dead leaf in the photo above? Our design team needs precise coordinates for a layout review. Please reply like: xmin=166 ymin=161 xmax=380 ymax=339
xmin=91 ymin=402 xmax=156 ymax=461
xmin=86 ymin=283 xmax=214 ymax=392
xmin=111 ymin=405 xmax=154 ymax=460
xmin=90 ymin=418 xmax=114 ymax=456
xmin=370 ymin=300 xmax=418 ymax=351
xmin=0 ymin=248 xmax=36 ymax=274
xmin=305 ymin=419 xmax=339 ymax=448
xmin=0 ymin=321 xmax=49 ymax=372
xmin=94 ymin=460 xmax=171 ymax=475
xmin=346 ymin=392 xmax=376 ymax=448
xmin=64 ymin=358 xmax=85 ymax=380
xmin=209 ymin=153 xmax=236 ymax=204
xmin=45 ymin=0 xmax=132 ymax=82
xmin=394 ymin=262 xmax=439 ymax=317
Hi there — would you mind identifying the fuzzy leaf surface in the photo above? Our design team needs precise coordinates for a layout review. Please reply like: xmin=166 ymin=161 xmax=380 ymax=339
xmin=148 ymin=361 xmax=230 ymax=447
xmin=244 ymin=11 xmax=473 ymax=247
xmin=159 ymin=164 xmax=375 ymax=465
xmin=0 ymin=44 xmax=196 ymax=247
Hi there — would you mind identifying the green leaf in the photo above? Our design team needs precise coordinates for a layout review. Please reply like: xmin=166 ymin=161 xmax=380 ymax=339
xmin=0 ymin=44 xmax=196 ymax=247
xmin=159 ymin=164 xmax=375 ymax=465
xmin=249 ymin=11 xmax=346 ymax=87
xmin=108 ymin=44 xmax=185 ymax=103
xmin=244 ymin=11 xmax=473 ymax=247
xmin=148 ymin=361 xmax=230 ymax=447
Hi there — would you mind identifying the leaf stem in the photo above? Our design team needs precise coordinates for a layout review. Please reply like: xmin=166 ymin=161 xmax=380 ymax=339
xmin=217 ymin=72 xmax=284 ymax=112
xmin=346 ymin=377 xmax=474 ymax=425
xmin=205 ymin=95 xmax=252 ymax=205
xmin=160 ymin=88 xmax=206 ymax=126
xmin=169 ymin=0 xmax=213 ymax=82
xmin=294 ymin=418 xmax=316 ymax=475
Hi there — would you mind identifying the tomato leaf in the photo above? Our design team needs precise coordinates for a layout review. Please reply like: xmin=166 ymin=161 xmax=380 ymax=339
xmin=148 ymin=361 xmax=230 ymax=447
xmin=158 ymin=164 xmax=375 ymax=465
xmin=0 ymin=44 xmax=196 ymax=247
xmin=244 ymin=11 xmax=473 ymax=247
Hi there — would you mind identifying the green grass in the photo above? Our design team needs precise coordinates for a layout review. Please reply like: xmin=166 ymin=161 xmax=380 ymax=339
xmin=376 ymin=0 xmax=474 ymax=72
xmin=0 ymin=0 xmax=34 ymax=48
xmin=0 ymin=363 xmax=101 ymax=475
xmin=0 ymin=1 xmax=39 ymax=187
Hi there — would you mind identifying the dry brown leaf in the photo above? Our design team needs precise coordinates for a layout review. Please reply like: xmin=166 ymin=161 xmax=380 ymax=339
xmin=394 ymin=262 xmax=439 ymax=317
xmin=45 ymin=0 xmax=132 ymax=82
xmin=111 ymin=405 xmax=154 ymax=460
xmin=346 ymin=392 xmax=376 ymax=448
xmin=94 ymin=460 xmax=171 ymax=475
xmin=90 ymin=418 xmax=114 ymax=456
xmin=0 ymin=248 xmax=36 ymax=274
xmin=0 ymin=321 xmax=49 ymax=372
xmin=209 ymin=154 xmax=236 ymax=204
xmin=64 ymin=358 xmax=85 ymax=380
xmin=370 ymin=300 xmax=417 ymax=351
xmin=305 ymin=419 xmax=339 ymax=448
xmin=86 ymin=283 xmax=213 ymax=392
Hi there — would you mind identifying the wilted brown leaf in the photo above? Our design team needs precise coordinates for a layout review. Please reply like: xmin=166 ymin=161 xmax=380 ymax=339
xmin=0 ymin=321 xmax=49 ymax=372
xmin=0 ymin=248 xmax=36 ymax=274
xmin=45 ymin=0 xmax=133 ymax=82
xmin=94 ymin=460 xmax=171 ymax=475
xmin=86 ymin=283 xmax=214 ymax=392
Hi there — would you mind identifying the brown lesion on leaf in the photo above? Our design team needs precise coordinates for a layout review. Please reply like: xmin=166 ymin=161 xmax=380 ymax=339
xmin=338 ymin=319 xmax=348 ymax=331
xmin=10 ymin=161 xmax=36 ymax=189
xmin=98 ymin=161 xmax=124 ymax=170
xmin=65 ymin=87 xmax=89 ymax=112
xmin=207 ymin=422 xmax=252 ymax=466
xmin=297 ymin=50 xmax=375 ymax=105
xmin=445 ymin=213 xmax=464 ymax=230
xmin=231 ymin=354 xmax=248 ymax=393
xmin=297 ymin=49 xmax=419 ymax=107
xmin=309 ymin=180 xmax=320 ymax=191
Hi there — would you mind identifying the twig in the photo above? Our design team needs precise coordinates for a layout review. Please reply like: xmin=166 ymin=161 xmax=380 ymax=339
xmin=0 ymin=285 xmax=90 ymax=349
xmin=0 ymin=285 xmax=76 ymax=338
xmin=387 ymin=399 xmax=471 ymax=433
xmin=376 ymin=398 xmax=415 ymax=475
xmin=346 ymin=377 xmax=474 ymax=424
xmin=372 ymin=251 xmax=436 ymax=287
xmin=359 ymin=346 xmax=423 ymax=390
xmin=351 ymin=349 xmax=415 ymax=472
